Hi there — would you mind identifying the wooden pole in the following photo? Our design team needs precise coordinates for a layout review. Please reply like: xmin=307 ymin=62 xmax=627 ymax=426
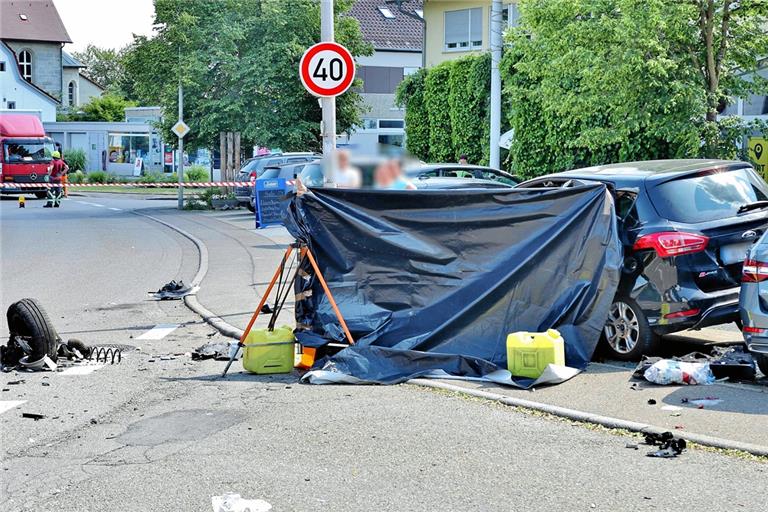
xmin=226 ymin=131 xmax=234 ymax=192
xmin=234 ymin=132 xmax=241 ymax=175
xmin=219 ymin=132 xmax=226 ymax=185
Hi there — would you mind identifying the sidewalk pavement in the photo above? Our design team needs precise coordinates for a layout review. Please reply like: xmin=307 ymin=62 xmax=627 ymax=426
xmin=151 ymin=208 xmax=768 ymax=453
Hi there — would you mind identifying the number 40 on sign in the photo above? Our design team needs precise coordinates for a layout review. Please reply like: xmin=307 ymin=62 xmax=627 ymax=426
xmin=299 ymin=42 xmax=355 ymax=98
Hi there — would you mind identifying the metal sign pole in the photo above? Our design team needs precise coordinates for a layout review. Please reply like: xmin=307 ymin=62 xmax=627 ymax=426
xmin=320 ymin=0 xmax=336 ymax=158
xmin=177 ymin=84 xmax=184 ymax=210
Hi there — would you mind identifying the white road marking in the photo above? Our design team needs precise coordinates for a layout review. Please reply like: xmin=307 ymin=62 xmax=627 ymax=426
xmin=136 ymin=323 xmax=180 ymax=340
xmin=60 ymin=364 xmax=104 ymax=376
xmin=76 ymin=201 xmax=106 ymax=208
xmin=108 ymin=207 xmax=122 ymax=211
xmin=0 ymin=400 xmax=26 ymax=415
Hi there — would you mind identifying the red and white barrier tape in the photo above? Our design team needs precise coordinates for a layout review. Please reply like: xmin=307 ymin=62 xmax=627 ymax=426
xmin=0 ymin=180 xmax=295 ymax=189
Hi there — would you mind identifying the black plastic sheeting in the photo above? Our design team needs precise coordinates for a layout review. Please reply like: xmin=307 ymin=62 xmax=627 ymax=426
xmin=284 ymin=185 xmax=622 ymax=385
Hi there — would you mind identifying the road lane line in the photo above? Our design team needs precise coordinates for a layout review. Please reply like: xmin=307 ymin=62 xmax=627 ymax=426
xmin=136 ymin=323 xmax=180 ymax=340
xmin=108 ymin=207 xmax=122 ymax=211
xmin=0 ymin=400 xmax=26 ymax=415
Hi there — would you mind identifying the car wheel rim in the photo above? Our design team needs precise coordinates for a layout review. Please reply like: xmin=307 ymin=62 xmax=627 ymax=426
xmin=604 ymin=301 xmax=640 ymax=354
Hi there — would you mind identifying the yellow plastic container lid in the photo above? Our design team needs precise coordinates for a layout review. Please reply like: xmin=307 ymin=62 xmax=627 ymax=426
xmin=506 ymin=329 xmax=565 ymax=379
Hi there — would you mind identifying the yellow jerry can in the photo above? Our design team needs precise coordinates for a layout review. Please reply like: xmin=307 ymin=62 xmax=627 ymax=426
xmin=242 ymin=326 xmax=295 ymax=374
xmin=506 ymin=329 xmax=565 ymax=379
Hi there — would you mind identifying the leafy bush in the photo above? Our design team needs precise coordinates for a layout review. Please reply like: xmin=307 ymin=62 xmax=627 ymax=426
xmin=106 ymin=172 xmax=123 ymax=184
xmin=423 ymin=63 xmax=454 ymax=162
xmin=139 ymin=172 xmax=164 ymax=184
xmin=399 ymin=55 xmax=495 ymax=165
xmin=64 ymin=149 xmax=87 ymax=171
xmin=184 ymin=165 xmax=209 ymax=182
xmin=395 ymin=69 xmax=429 ymax=161
xmin=69 ymin=170 xmax=86 ymax=184
xmin=87 ymin=171 xmax=107 ymax=184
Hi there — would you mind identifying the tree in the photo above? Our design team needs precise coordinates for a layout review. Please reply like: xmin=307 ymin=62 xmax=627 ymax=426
xmin=504 ymin=0 xmax=768 ymax=178
xmin=121 ymin=0 xmax=372 ymax=151
xmin=72 ymin=44 xmax=128 ymax=94
xmin=57 ymin=94 xmax=136 ymax=122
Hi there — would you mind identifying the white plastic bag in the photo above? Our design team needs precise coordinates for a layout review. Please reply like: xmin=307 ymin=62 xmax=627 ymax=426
xmin=212 ymin=493 xmax=272 ymax=512
xmin=644 ymin=360 xmax=715 ymax=385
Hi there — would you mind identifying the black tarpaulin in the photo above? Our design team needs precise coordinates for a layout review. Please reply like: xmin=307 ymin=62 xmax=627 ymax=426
xmin=284 ymin=185 xmax=622 ymax=386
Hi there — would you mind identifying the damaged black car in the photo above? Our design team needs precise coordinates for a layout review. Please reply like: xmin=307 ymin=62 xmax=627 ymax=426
xmin=518 ymin=159 xmax=768 ymax=360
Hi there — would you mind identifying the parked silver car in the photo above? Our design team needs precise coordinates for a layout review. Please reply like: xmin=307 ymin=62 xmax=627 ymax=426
xmin=740 ymin=228 xmax=768 ymax=375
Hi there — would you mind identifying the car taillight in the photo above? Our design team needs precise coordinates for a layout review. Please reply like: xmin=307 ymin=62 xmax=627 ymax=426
xmin=633 ymin=232 xmax=709 ymax=258
xmin=743 ymin=326 xmax=766 ymax=334
xmin=742 ymin=259 xmax=768 ymax=282
xmin=663 ymin=308 xmax=700 ymax=319
xmin=249 ymin=171 xmax=257 ymax=181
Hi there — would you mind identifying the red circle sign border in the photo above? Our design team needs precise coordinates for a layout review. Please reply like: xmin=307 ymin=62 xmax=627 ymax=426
xmin=299 ymin=42 xmax=355 ymax=97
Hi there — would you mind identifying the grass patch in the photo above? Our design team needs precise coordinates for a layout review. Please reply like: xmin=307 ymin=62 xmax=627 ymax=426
xmin=74 ymin=186 xmax=179 ymax=195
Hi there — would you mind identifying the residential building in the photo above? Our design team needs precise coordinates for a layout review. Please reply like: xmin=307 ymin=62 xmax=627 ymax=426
xmin=345 ymin=0 xmax=423 ymax=153
xmin=0 ymin=41 xmax=58 ymax=120
xmin=62 ymin=51 xmax=104 ymax=107
xmin=0 ymin=0 xmax=104 ymax=118
xmin=423 ymin=1 xmax=518 ymax=67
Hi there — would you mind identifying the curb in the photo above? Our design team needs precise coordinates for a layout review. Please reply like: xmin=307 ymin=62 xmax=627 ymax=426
xmin=132 ymin=210 xmax=244 ymax=340
xmin=408 ymin=379 xmax=768 ymax=457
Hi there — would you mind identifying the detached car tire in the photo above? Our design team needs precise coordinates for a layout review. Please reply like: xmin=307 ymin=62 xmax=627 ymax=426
xmin=601 ymin=296 xmax=660 ymax=361
xmin=246 ymin=202 xmax=255 ymax=212
xmin=6 ymin=298 xmax=60 ymax=362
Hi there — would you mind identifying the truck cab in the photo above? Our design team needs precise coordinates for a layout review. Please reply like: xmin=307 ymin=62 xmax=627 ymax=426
xmin=0 ymin=114 xmax=56 ymax=198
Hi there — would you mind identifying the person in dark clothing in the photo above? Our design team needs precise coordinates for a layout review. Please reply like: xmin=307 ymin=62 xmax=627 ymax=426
xmin=44 ymin=151 xmax=68 ymax=208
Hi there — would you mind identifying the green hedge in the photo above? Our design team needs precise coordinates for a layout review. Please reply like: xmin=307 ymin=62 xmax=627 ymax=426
xmin=395 ymin=69 xmax=429 ymax=161
xmin=397 ymin=54 xmax=495 ymax=166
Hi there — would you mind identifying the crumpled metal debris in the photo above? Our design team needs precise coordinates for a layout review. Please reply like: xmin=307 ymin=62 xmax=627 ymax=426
xmin=193 ymin=340 xmax=239 ymax=361
xmin=152 ymin=280 xmax=197 ymax=300
xmin=644 ymin=431 xmax=686 ymax=458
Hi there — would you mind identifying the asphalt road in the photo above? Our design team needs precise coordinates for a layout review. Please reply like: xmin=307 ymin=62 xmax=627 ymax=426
xmin=1 ymin=193 xmax=766 ymax=512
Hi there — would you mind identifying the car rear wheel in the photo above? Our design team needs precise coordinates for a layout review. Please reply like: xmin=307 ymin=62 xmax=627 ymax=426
xmin=34 ymin=192 xmax=47 ymax=199
xmin=754 ymin=353 xmax=768 ymax=377
xmin=601 ymin=297 xmax=659 ymax=361
xmin=246 ymin=201 xmax=255 ymax=212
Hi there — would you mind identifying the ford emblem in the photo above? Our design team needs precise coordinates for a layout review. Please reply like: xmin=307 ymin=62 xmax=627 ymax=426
xmin=30 ymin=173 xmax=37 ymax=181
xmin=742 ymin=230 xmax=758 ymax=240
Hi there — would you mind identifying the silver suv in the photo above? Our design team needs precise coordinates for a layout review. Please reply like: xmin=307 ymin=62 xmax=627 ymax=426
xmin=740 ymin=228 xmax=768 ymax=375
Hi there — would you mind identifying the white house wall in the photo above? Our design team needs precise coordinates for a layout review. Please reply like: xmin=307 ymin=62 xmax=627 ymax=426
xmin=0 ymin=44 xmax=58 ymax=121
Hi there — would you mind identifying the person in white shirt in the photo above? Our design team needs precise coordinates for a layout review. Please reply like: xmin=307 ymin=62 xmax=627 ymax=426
xmin=330 ymin=150 xmax=362 ymax=188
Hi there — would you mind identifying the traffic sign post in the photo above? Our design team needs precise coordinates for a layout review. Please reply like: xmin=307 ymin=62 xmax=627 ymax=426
xmin=174 ymin=85 xmax=188 ymax=210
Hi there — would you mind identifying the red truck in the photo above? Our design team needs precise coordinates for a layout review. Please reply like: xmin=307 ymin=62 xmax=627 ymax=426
xmin=0 ymin=113 xmax=56 ymax=198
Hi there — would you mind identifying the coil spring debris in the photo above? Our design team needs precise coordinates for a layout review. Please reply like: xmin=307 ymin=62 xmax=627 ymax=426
xmin=89 ymin=346 xmax=122 ymax=364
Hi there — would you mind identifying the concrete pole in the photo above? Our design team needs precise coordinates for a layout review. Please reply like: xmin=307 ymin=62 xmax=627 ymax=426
xmin=177 ymin=83 xmax=184 ymax=209
xmin=489 ymin=0 xmax=503 ymax=169
xmin=320 ymin=0 xmax=336 ymax=158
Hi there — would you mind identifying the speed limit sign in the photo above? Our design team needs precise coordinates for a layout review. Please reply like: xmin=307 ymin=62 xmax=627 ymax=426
xmin=299 ymin=42 xmax=355 ymax=97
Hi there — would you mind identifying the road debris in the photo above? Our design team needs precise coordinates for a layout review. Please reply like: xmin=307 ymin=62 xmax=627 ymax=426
xmin=193 ymin=340 xmax=239 ymax=361
xmin=644 ymin=431 xmax=686 ymax=458
xmin=211 ymin=493 xmax=272 ymax=512
xmin=152 ymin=280 xmax=197 ymax=300
xmin=22 ymin=412 xmax=45 ymax=421
xmin=643 ymin=360 xmax=715 ymax=385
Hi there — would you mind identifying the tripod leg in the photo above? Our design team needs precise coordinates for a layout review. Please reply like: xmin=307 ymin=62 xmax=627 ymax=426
xmin=304 ymin=248 xmax=355 ymax=345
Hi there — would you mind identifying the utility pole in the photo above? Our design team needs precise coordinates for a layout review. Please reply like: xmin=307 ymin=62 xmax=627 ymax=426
xmin=489 ymin=0 xmax=503 ymax=169
xmin=177 ymin=83 xmax=184 ymax=209
xmin=320 ymin=0 xmax=336 ymax=157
